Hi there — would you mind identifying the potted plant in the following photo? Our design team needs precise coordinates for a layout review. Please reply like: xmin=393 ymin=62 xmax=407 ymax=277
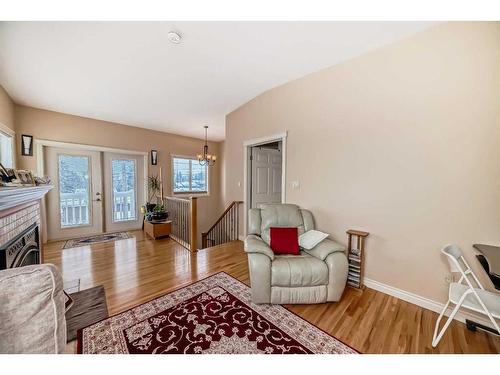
xmin=150 ymin=203 xmax=169 ymax=222
xmin=145 ymin=175 xmax=160 ymax=213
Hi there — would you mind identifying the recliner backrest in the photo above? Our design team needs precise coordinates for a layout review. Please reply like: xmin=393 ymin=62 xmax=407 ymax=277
xmin=300 ymin=209 xmax=315 ymax=232
xmin=248 ymin=204 xmax=316 ymax=242
xmin=259 ymin=203 xmax=305 ymax=244
xmin=248 ymin=208 xmax=262 ymax=235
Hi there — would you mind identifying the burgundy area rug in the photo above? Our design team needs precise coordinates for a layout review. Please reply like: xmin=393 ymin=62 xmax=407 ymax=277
xmin=77 ymin=272 xmax=357 ymax=354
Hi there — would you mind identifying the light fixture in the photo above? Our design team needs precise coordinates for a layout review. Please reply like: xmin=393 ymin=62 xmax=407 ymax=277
xmin=197 ymin=126 xmax=216 ymax=167
xmin=167 ymin=31 xmax=182 ymax=44
xmin=21 ymin=134 xmax=33 ymax=156
xmin=150 ymin=150 xmax=158 ymax=165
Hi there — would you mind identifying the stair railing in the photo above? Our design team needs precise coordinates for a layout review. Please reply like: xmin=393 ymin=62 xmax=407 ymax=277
xmin=201 ymin=201 xmax=243 ymax=249
xmin=163 ymin=196 xmax=198 ymax=252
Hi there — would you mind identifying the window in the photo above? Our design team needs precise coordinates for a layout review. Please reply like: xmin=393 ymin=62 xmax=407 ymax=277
xmin=0 ymin=131 xmax=13 ymax=168
xmin=172 ymin=157 xmax=208 ymax=194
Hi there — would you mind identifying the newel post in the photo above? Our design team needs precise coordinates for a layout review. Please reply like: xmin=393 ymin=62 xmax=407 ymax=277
xmin=190 ymin=196 xmax=198 ymax=252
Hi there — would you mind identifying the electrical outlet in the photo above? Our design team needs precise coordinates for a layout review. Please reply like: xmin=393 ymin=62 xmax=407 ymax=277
xmin=444 ymin=273 xmax=453 ymax=284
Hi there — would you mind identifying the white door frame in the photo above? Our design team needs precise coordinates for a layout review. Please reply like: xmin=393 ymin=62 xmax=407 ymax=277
xmin=35 ymin=139 xmax=148 ymax=240
xmin=243 ymin=131 xmax=287 ymax=237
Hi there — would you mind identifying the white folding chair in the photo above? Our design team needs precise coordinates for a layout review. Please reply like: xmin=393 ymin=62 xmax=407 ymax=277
xmin=432 ymin=244 xmax=500 ymax=347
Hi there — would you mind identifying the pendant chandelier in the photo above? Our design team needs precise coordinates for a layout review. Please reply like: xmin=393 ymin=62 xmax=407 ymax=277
xmin=197 ymin=125 xmax=216 ymax=166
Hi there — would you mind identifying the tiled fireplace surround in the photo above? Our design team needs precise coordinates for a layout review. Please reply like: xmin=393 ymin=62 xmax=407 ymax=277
xmin=0 ymin=203 xmax=41 ymax=247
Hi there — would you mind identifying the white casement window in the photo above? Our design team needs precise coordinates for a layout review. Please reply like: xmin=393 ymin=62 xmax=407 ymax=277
xmin=0 ymin=131 xmax=14 ymax=168
xmin=172 ymin=156 xmax=208 ymax=194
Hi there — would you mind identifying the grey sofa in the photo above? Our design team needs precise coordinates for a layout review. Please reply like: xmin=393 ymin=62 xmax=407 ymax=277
xmin=0 ymin=264 xmax=67 ymax=353
xmin=244 ymin=204 xmax=348 ymax=304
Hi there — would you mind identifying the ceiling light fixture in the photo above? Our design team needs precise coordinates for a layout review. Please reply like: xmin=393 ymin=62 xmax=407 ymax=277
xmin=197 ymin=126 xmax=216 ymax=167
xmin=167 ymin=31 xmax=182 ymax=44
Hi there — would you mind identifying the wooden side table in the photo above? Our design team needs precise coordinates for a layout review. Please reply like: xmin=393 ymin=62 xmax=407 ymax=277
xmin=144 ymin=220 xmax=172 ymax=240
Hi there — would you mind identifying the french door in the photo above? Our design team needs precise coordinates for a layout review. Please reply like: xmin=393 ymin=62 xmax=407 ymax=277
xmin=45 ymin=147 xmax=145 ymax=241
xmin=103 ymin=152 xmax=145 ymax=233
xmin=45 ymin=147 xmax=103 ymax=240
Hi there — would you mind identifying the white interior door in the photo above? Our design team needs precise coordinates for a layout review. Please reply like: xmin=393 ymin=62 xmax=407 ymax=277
xmin=251 ymin=146 xmax=282 ymax=208
xmin=45 ymin=147 xmax=103 ymax=240
xmin=103 ymin=152 xmax=145 ymax=232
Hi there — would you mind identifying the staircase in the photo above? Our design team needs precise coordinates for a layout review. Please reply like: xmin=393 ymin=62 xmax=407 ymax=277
xmin=202 ymin=201 xmax=243 ymax=249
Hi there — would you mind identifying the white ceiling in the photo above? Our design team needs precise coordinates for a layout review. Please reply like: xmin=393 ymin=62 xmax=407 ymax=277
xmin=0 ymin=22 xmax=436 ymax=141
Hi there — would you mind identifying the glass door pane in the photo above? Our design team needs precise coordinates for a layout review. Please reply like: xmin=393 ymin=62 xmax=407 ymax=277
xmin=112 ymin=159 xmax=137 ymax=222
xmin=58 ymin=155 xmax=91 ymax=227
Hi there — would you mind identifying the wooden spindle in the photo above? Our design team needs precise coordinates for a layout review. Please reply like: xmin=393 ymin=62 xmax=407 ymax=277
xmin=190 ymin=197 xmax=197 ymax=252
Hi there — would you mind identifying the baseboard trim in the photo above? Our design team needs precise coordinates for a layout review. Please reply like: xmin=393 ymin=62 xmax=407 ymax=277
xmin=364 ymin=277 xmax=493 ymax=328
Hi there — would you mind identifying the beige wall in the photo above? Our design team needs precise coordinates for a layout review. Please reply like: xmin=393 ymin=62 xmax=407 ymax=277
xmin=14 ymin=105 xmax=223 ymax=242
xmin=223 ymin=22 xmax=500 ymax=302
xmin=0 ymin=85 xmax=15 ymax=131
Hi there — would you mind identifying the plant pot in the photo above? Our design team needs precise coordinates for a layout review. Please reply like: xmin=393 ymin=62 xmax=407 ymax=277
xmin=151 ymin=211 xmax=169 ymax=221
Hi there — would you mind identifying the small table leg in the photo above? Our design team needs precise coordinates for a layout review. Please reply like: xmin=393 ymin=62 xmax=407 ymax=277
xmin=466 ymin=319 xmax=499 ymax=335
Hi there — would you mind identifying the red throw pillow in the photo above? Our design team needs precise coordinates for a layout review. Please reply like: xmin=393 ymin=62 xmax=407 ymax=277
xmin=270 ymin=227 xmax=300 ymax=255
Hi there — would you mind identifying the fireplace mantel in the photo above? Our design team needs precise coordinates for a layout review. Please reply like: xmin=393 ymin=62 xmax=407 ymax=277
xmin=0 ymin=186 xmax=53 ymax=214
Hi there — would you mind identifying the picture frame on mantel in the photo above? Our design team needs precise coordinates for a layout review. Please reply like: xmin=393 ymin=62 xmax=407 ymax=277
xmin=0 ymin=162 xmax=11 ymax=182
xmin=14 ymin=170 xmax=36 ymax=186
xmin=21 ymin=134 xmax=34 ymax=156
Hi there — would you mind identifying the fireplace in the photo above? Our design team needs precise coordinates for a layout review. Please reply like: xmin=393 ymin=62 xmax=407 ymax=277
xmin=0 ymin=187 xmax=52 ymax=269
xmin=0 ymin=223 xmax=40 ymax=270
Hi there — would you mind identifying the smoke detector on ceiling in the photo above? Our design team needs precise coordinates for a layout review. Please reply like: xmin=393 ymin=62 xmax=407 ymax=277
xmin=167 ymin=31 xmax=182 ymax=44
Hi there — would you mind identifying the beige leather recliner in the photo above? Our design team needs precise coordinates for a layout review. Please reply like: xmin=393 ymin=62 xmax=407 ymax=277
xmin=245 ymin=204 xmax=348 ymax=304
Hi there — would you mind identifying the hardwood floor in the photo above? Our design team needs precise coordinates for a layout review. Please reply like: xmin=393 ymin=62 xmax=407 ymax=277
xmin=44 ymin=230 xmax=500 ymax=354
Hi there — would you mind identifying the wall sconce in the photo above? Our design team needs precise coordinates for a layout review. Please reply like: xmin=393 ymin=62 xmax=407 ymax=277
xmin=151 ymin=150 xmax=158 ymax=165
xmin=21 ymin=135 xmax=33 ymax=156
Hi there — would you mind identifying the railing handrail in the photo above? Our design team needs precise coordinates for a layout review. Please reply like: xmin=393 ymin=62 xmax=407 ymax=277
xmin=202 ymin=201 xmax=243 ymax=236
xmin=164 ymin=195 xmax=191 ymax=203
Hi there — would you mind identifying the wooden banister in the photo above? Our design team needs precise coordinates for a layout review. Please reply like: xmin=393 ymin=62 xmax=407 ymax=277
xmin=202 ymin=201 xmax=243 ymax=249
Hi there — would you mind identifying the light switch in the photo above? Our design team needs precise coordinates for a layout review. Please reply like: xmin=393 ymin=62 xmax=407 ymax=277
xmin=291 ymin=181 xmax=300 ymax=189
xmin=237 ymin=181 xmax=241 ymax=187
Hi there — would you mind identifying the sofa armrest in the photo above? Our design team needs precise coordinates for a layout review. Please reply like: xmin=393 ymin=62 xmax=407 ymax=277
xmin=302 ymin=238 xmax=345 ymax=260
xmin=244 ymin=234 xmax=275 ymax=260
xmin=0 ymin=264 xmax=67 ymax=353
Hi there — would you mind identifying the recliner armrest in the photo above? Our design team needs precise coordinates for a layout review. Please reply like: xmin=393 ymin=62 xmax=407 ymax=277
xmin=244 ymin=234 xmax=275 ymax=260
xmin=302 ymin=238 xmax=345 ymax=260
